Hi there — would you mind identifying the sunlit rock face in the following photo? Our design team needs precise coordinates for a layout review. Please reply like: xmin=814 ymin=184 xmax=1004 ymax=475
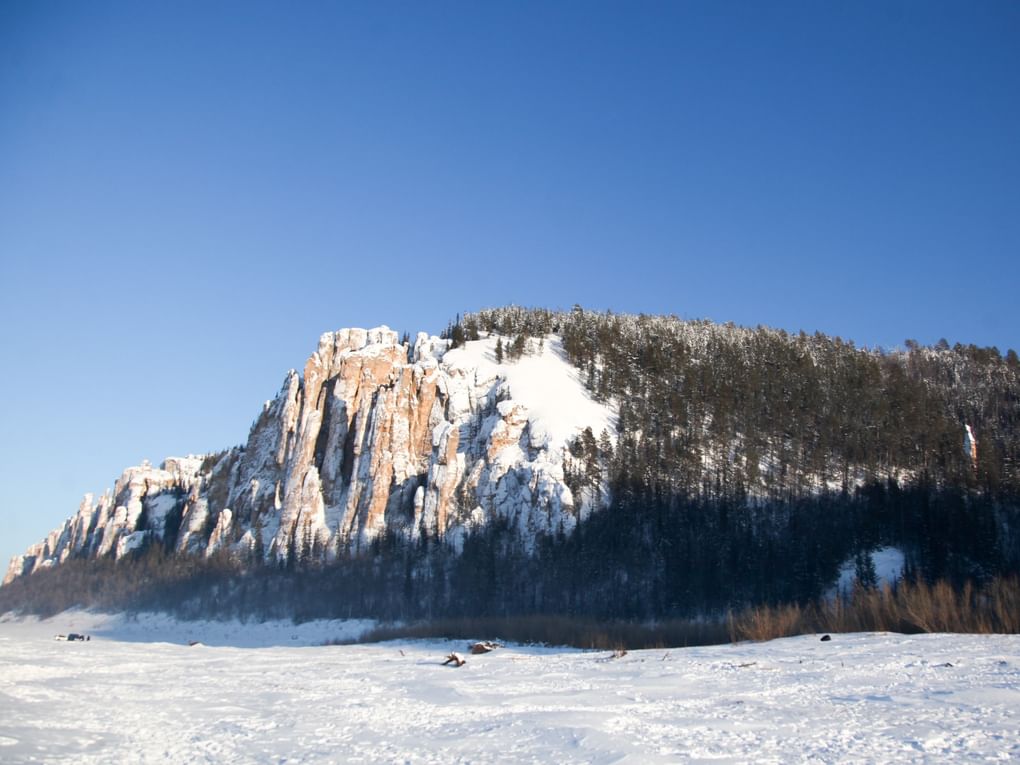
xmin=6 ymin=328 xmax=613 ymax=584
xmin=964 ymin=424 xmax=978 ymax=471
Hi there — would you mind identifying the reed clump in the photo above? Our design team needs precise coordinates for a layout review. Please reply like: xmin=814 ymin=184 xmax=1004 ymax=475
xmin=728 ymin=576 xmax=1020 ymax=643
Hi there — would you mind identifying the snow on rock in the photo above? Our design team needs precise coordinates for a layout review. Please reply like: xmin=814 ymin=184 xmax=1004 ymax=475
xmin=116 ymin=531 xmax=149 ymax=559
xmin=443 ymin=334 xmax=616 ymax=453
xmin=6 ymin=328 xmax=619 ymax=582
xmin=143 ymin=492 xmax=180 ymax=535
xmin=4 ymin=457 xmax=205 ymax=584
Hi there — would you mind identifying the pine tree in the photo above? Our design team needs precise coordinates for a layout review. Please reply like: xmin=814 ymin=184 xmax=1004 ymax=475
xmin=511 ymin=333 xmax=526 ymax=360
xmin=450 ymin=317 xmax=465 ymax=349
xmin=853 ymin=550 xmax=878 ymax=590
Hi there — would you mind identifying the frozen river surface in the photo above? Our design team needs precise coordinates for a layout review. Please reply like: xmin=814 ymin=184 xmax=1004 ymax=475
xmin=1 ymin=611 xmax=1018 ymax=763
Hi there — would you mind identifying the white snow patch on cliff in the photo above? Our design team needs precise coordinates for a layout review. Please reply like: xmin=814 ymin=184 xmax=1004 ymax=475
xmin=144 ymin=493 xmax=179 ymax=533
xmin=444 ymin=334 xmax=616 ymax=453
xmin=115 ymin=531 xmax=148 ymax=559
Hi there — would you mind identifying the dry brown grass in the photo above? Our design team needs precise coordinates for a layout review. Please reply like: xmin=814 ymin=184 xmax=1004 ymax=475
xmin=348 ymin=614 xmax=731 ymax=650
xmin=335 ymin=576 xmax=1020 ymax=650
xmin=988 ymin=576 xmax=1020 ymax=633
xmin=728 ymin=603 xmax=806 ymax=642
xmin=728 ymin=576 xmax=1020 ymax=643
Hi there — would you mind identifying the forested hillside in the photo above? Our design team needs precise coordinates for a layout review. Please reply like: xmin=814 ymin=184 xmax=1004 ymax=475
xmin=433 ymin=306 xmax=1020 ymax=617
xmin=3 ymin=306 xmax=1018 ymax=621
xmin=461 ymin=306 xmax=1019 ymax=498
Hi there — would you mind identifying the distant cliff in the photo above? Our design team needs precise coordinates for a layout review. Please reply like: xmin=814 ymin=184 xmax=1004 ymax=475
xmin=6 ymin=326 xmax=613 ymax=585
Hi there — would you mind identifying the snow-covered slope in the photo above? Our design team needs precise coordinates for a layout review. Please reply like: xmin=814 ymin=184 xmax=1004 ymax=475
xmin=5 ymin=328 xmax=617 ymax=583
xmin=835 ymin=546 xmax=907 ymax=595
xmin=443 ymin=334 xmax=615 ymax=452
xmin=1 ymin=613 xmax=1018 ymax=763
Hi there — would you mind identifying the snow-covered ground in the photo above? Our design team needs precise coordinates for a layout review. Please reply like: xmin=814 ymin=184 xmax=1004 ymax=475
xmin=1 ymin=612 xmax=1018 ymax=764
xmin=0 ymin=610 xmax=373 ymax=648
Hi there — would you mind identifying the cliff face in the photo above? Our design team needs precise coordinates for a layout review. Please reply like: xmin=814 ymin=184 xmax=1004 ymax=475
xmin=5 ymin=328 xmax=613 ymax=585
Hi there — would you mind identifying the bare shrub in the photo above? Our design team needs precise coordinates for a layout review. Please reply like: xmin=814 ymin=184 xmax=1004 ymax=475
xmin=729 ymin=603 xmax=805 ymax=643
xmin=989 ymin=577 xmax=1020 ymax=633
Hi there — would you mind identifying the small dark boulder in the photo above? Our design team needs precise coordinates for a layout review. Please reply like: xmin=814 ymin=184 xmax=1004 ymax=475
xmin=820 ymin=634 xmax=832 ymax=642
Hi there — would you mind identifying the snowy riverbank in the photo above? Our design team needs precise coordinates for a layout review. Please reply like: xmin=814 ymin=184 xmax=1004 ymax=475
xmin=1 ymin=611 xmax=1018 ymax=763
xmin=0 ymin=609 xmax=374 ymax=648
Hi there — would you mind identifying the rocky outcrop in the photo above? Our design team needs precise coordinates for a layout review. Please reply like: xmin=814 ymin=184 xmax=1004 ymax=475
xmin=5 ymin=327 xmax=612 ymax=585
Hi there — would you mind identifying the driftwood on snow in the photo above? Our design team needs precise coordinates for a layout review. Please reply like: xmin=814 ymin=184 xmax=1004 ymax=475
xmin=468 ymin=641 xmax=503 ymax=655
xmin=442 ymin=652 xmax=466 ymax=667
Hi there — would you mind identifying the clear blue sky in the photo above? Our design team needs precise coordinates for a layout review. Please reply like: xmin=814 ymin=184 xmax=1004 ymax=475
xmin=2 ymin=1 xmax=1018 ymax=569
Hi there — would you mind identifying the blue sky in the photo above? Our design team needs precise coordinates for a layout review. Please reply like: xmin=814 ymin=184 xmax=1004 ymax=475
xmin=1 ymin=1 xmax=1018 ymax=569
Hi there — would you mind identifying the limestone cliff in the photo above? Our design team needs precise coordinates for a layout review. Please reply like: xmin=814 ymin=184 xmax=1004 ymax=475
xmin=5 ymin=328 xmax=615 ymax=585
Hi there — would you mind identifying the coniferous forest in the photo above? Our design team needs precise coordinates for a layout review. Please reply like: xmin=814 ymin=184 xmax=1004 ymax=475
xmin=3 ymin=306 xmax=1019 ymax=623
